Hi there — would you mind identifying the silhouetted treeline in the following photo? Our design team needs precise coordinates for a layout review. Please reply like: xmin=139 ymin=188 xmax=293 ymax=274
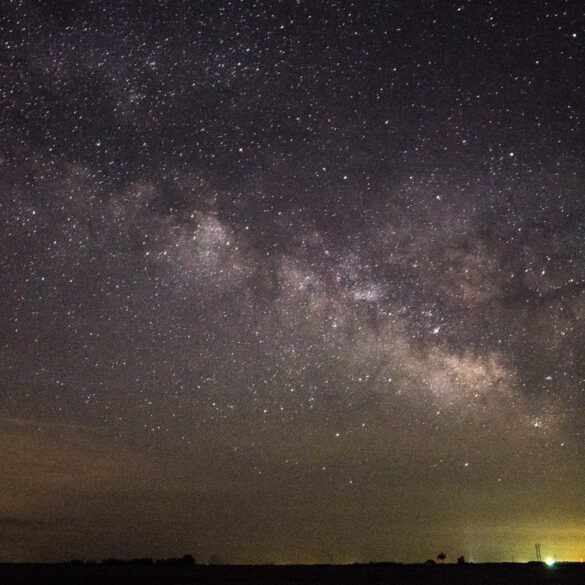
xmin=157 ymin=555 xmax=196 ymax=567
xmin=3 ymin=560 xmax=585 ymax=585
xmin=101 ymin=554 xmax=195 ymax=566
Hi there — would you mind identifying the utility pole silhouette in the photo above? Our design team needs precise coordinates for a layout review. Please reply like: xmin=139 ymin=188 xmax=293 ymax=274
xmin=535 ymin=543 xmax=542 ymax=562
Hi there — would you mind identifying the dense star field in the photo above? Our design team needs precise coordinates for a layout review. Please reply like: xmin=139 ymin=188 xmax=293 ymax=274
xmin=1 ymin=0 xmax=584 ymax=564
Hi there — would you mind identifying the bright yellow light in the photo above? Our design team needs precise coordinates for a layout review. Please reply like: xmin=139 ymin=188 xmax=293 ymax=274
xmin=545 ymin=558 xmax=555 ymax=567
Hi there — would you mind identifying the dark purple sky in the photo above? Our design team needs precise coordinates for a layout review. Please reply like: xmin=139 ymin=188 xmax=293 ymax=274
xmin=1 ymin=0 xmax=584 ymax=564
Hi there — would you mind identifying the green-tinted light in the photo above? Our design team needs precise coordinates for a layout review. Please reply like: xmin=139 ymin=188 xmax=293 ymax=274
xmin=545 ymin=558 xmax=555 ymax=567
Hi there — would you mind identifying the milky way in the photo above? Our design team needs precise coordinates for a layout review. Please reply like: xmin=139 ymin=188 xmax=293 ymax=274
xmin=1 ymin=0 xmax=584 ymax=564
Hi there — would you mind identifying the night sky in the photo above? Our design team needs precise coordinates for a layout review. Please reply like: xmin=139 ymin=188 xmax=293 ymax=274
xmin=1 ymin=0 xmax=584 ymax=565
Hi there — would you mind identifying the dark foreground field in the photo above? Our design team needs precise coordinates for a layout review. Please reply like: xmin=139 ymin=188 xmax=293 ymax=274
xmin=1 ymin=562 xmax=583 ymax=585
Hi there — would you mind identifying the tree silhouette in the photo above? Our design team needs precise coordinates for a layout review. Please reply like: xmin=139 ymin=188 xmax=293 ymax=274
xmin=437 ymin=552 xmax=446 ymax=564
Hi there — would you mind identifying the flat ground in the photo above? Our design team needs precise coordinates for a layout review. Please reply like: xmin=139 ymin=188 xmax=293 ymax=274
xmin=1 ymin=562 xmax=583 ymax=585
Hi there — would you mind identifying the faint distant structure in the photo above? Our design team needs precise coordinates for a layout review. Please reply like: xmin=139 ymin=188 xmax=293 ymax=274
xmin=457 ymin=555 xmax=465 ymax=565
xmin=437 ymin=552 xmax=446 ymax=564
xmin=181 ymin=554 xmax=196 ymax=566
xmin=535 ymin=543 xmax=542 ymax=562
